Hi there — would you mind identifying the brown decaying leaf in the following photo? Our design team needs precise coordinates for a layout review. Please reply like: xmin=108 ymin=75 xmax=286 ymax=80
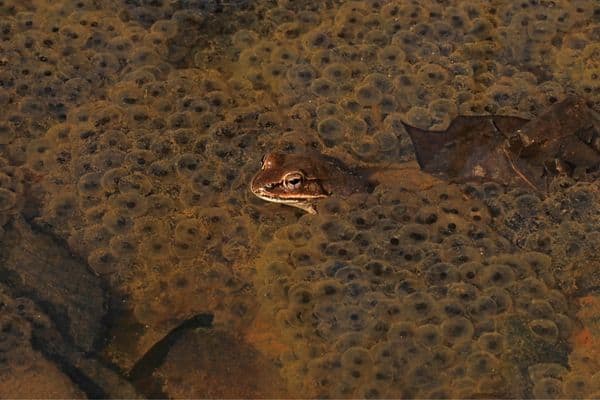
xmin=402 ymin=96 xmax=600 ymax=192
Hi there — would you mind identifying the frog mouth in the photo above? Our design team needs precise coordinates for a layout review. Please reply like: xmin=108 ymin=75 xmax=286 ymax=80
xmin=252 ymin=189 xmax=326 ymax=204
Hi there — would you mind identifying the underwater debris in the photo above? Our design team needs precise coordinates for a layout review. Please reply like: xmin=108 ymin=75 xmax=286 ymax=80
xmin=403 ymin=96 xmax=600 ymax=192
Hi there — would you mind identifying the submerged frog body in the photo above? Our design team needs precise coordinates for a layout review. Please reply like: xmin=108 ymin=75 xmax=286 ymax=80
xmin=250 ymin=152 xmax=371 ymax=214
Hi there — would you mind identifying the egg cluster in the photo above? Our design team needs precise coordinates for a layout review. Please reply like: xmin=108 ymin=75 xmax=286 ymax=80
xmin=0 ymin=0 xmax=598 ymax=396
xmin=0 ymin=156 xmax=26 ymax=237
xmin=254 ymin=183 xmax=588 ymax=397
xmin=466 ymin=179 xmax=600 ymax=297
xmin=1 ymin=2 xmax=274 ymax=365
xmin=228 ymin=0 xmax=599 ymax=161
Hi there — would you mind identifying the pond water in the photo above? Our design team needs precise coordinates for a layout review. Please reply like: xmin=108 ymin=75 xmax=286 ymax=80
xmin=0 ymin=0 xmax=599 ymax=398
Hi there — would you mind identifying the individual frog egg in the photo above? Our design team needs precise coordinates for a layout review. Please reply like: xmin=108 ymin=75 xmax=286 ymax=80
xmin=562 ymin=373 xmax=592 ymax=398
xmin=109 ymin=234 xmax=139 ymax=260
xmin=405 ymin=357 xmax=440 ymax=389
xmin=83 ymin=204 xmax=108 ymax=225
xmin=533 ymin=377 xmax=563 ymax=399
xmin=339 ymin=305 xmax=370 ymax=332
xmin=109 ymin=81 xmax=145 ymax=108
xmin=350 ymin=136 xmax=379 ymax=160
xmin=378 ymin=94 xmax=398 ymax=114
xmin=466 ymin=350 xmax=499 ymax=379
xmin=429 ymin=345 xmax=456 ymax=370
xmin=404 ymin=106 xmax=433 ymax=129
xmin=477 ymin=263 xmax=516 ymax=288
xmin=171 ymin=240 xmax=201 ymax=259
xmin=415 ymin=62 xmax=450 ymax=88
xmin=357 ymin=382 xmax=386 ymax=400
xmin=139 ymin=235 xmax=172 ymax=261
xmin=467 ymin=295 xmax=498 ymax=321
xmin=188 ymin=164 xmax=222 ymax=196
xmin=397 ymin=223 xmax=429 ymax=244
xmin=47 ymin=191 xmax=78 ymax=220
xmin=204 ymin=90 xmax=230 ymax=112
xmin=317 ymin=117 xmax=345 ymax=147
xmin=424 ymin=262 xmax=459 ymax=287
xmin=124 ymin=148 xmax=156 ymax=171
xmin=288 ymin=283 xmax=313 ymax=309
xmin=402 ymin=291 xmax=439 ymax=322
xmin=87 ymin=248 xmax=119 ymax=275
xmin=458 ymin=261 xmax=484 ymax=284
xmin=447 ymin=282 xmax=480 ymax=304
xmin=415 ymin=323 xmax=441 ymax=348
xmin=180 ymin=185 xmax=211 ymax=208
xmin=310 ymin=78 xmax=337 ymax=99
xmin=476 ymin=332 xmax=504 ymax=355
xmin=286 ymin=63 xmax=317 ymax=87
xmin=364 ymin=73 xmax=394 ymax=95
xmin=441 ymin=316 xmax=474 ymax=346
xmin=148 ymin=159 xmax=176 ymax=181
xmin=488 ymin=254 xmax=533 ymax=280
xmin=77 ymin=224 xmax=113 ymax=254
xmin=261 ymin=62 xmax=287 ymax=85
xmin=100 ymin=167 xmax=129 ymax=194
xmin=102 ymin=208 xmax=134 ymax=235
xmin=109 ymin=191 xmax=148 ymax=218
xmin=289 ymin=247 xmax=322 ymax=268
xmin=439 ymin=298 xmax=466 ymax=319
xmin=354 ymin=83 xmax=382 ymax=107
xmin=302 ymin=28 xmax=331 ymax=50
xmin=133 ymin=215 xmax=168 ymax=237
xmin=527 ymin=363 xmax=568 ymax=381
xmin=173 ymin=218 xmax=201 ymax=243
xmin=167 ymin=112 xmax=192 ymax=130
xmin=320 ymin=218 xmax=356 ymax=242
xmin=145 ymin=194 xmax=175 ymax=217
xmin=315 ymin=103 xmax=342 ymax=121
xmin=77 ymin=172 xmax=103 ymax=197
xmin=516 ymin=277 xmax=548 ymax=299
xmin=323 ymin=62 xmax=351 ymax=84
xmin=128 ymin=46 xmax=162 ymax=68
xmin=377 ymin=44 xmax=406 ymax=68
xmin=0 ymin=120 xmax=16 ymax=145
xmin=92 ymin=149 xmax=125 ymax=172
xmin=174 ymin=152 xmax=202 ymax=179
xmin=117 ymin=173 xmax=152 ymax=196
xmin=150 ymin=19 xmax=178 ymax=39
xmin=387 ymin=321 xmax=416 ymax=343
xmin=99 ymin=130 xmax=131 ymax=152
xmin=324 ymin=241 xmax=357 ymax=261
xmin=310 ymin=48 xmax=337 ymax=70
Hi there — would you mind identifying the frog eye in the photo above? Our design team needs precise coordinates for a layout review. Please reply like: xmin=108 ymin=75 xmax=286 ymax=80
xmin=283 ymin=172 xmax=304 ymax=190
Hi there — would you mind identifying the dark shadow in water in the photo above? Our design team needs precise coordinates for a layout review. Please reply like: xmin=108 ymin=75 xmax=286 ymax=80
xmin=128 ymin=313 xmax=214 ymax=398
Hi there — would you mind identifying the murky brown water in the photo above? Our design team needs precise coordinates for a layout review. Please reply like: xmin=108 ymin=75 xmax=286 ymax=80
xmin=0 ymin=0 xmax=599 ymax=398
